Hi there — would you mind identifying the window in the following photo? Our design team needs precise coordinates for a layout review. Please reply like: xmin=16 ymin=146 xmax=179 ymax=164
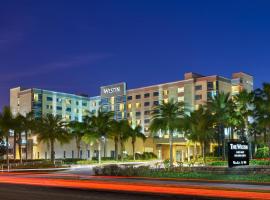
xmin=136 ymin=112 xmax=141 ymax=117
xmin=195 ymin=85 xmax=202 ymax=91
xmin=56 ymin=106 xmax=62 ymax=111
xmin=136 ymin=120 xmax=141 ymax=125
xmin=127 ymin=96 xmax=132 ymax=100
xmin=66 ymin=99 xmax=72 ymax=105
xmin=178 ymin=96 xmax=184 ymax=102
xmin=144 ymin=102 xmax=150 ymax=107
xmin=178 ymin=87 xmax=184 ymax=93
xmin=46 ymin=97 xmax=53 ymax=101
xmin=46 ymin=105 xmax=52 ymax=110
xmin=136 ymin=95 xmax=141 ymax=99
xmin=87 ymin=150 xmax=90 ymax=158
xmin=128 ymin=103 xmax=132 ymax=109
xmin=57 ymin=98 xmax=62 ymax=102
xmin=153 ymin=91 xmax=159 ymax=96
xmin=144 ymin=119 xmax=150 ymax=124
xmin=76 ymin=101 xmax=79 ymax=106
xmin=163 ymin=98 xmax=168 ymax=104
xmin=82 ymin=102 xmax=87 ymax=107
xmin=144 ymin=110 xmax=150 ymax=115
xmin=153 ymin=101 xmax=159 ymax=106
xmin=66 ymin=107 xmax=71 ymax=112
xmin=195 ymin=94 xmax=202 ymax=100
xmin=136 ymin=102 xmax=141 ymax=109
xmin=144 ymin=93 xmax=150 ymax=98
xmin=63 ymin=151 xmax=66 ymax=158
xmin=163 ymin=90 xmax=169 ymax=96
xmin=207 ymin=82 xmax=214 ymax=90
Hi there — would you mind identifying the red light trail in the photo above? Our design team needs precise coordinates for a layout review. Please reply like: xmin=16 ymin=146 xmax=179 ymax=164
xmin=0 ymin=173 xmax=269 ymax=199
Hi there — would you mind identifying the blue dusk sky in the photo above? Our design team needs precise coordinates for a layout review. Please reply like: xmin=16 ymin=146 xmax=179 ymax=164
xmin=0 ymin=0 xmax=269 ymax=108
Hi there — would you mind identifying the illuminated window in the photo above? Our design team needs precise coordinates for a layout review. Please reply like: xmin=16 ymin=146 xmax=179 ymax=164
xmin=163 ymin=90 xmax=169 ymax=96
xmin=119 ymin=103 xmax=124 ymax=111
xmin=57 ymin=98 xmax=62 ymax=103
xmin=136 ymin=102 xmax=141 ymax=109
xmin=34 ymin=94 xmax=39 ymax=102
xmin=110 ymin=97 xmax=115 ymax=104
xmin=74 ymin=108 xmax=79 ymax=113
xmin=178 ymin=87 xmax=184 ymax=93
xmin=178 ymin=96 xmax=184 ymax=102
xmin=164 ymin=98 xmax=168 ymax=104
xmin=136 ymin=120 xmax=141 ymax=125
xmin=128 ymin=103 xmax=132 ymax=109
xmin=65 ymin=115 xmax=71 ymax=120
xmin=66 ymin=99 xmax=72 ymax=105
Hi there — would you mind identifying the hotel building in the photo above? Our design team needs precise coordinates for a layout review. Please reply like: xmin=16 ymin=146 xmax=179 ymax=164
xmin=10 ymin=72 xmax=253 ymax=161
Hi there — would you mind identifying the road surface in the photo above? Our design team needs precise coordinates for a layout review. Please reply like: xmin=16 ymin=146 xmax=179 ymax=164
xmin=0 ymin=168 xmax=269 ymax=199
xmin=0 ymin=183 xmax=225 ymax=200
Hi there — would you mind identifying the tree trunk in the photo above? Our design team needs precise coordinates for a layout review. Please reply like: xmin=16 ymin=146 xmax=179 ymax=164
xmin=121 ymin=140 xmax=125 ymax=162
xmin=103 ymin=138 xmax=106 ymax=158
xmin=132 ymin=140 xmax=135 ymax=161
xmin=13 ymin=132 xmax=17 ymax=161
xmin=114 ymin=137 xmax=118 ymax=161
xmin=264 ymin=129 xmax=267 ymax=144
xmin=194 ymin=143 xmax=197 ymax=160
xmin=98 ymin=141 xmax=101 ymax=165
xmin=25 ymin=131 xmax=28 ymax=161
xmin=76 ymin=137 xmax=81 ymax=159
xmin=50 ymin=139 xmax=55 ymax=163
xmin=169 ymin=132 xmax=173 ymax=168
xmin=6 ymin=135 xmax=9 ymax=167
xmin=19 ymin=133 xmax=22 ymax=164
xmin=201 ymin=142 xmax=205 ymax=164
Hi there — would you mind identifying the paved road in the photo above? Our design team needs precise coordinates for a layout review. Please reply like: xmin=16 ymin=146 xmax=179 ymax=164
xmin=0 ymin=170 xmax=269 ymax=199
xmin=0 ymin=183 xmax=225 ymax=200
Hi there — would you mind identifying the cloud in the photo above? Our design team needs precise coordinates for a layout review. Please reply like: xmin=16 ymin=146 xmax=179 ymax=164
xmin=0 ymin=53 xmax=111 ymax=82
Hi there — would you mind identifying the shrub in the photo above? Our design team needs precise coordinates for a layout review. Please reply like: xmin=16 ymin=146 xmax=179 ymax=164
xmin=255 ymin=146 xmax=270 ymax=159
xmin=250 ymin=159 xmax=270 ymax=166
xmin=135 ymin=152 xmax=157 ymax=160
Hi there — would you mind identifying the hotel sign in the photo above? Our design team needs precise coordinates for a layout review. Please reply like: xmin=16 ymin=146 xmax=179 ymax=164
xmin=101 ymin=83 xmax=126 ymax=98
xmin=228 ymin=142 xmax=249 ymax=168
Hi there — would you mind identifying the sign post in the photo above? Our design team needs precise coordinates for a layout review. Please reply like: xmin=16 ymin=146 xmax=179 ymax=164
xmin=228 ymin=141 xmax=249 ymax=168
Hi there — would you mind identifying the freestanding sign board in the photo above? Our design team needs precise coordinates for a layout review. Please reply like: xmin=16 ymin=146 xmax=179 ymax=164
xmin=228 ymin=142 xmax=249 ymax=168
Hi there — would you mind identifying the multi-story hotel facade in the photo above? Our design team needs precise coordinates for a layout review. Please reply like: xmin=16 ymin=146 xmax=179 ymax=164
xmin=10 ymin=72 xmax=253 ymax=161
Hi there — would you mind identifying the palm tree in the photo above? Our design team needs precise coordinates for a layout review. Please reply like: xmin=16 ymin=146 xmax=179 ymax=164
xmin=84 ymin=111 xmax=114 ymax=164
xmin=13 ymin=114 xmax=25 ymax=163
xmin=21 ymin=111 xmax=35 ymax=160
xmin=0 ymin=106 xmax=15 ymax=166
xmin=253 ymin=83 xmax=270 ymax=153
xmin=149 ymin=100 xmax=185 ymax=167
xmin=35 ymin=114 xmax=71 ymax=163
xmin=208 ymin=92 xmax=231 ymax=159
xmin=130 ymin=125 xmax=146 ymax=160
xmin=69 ymin=121 xmax=87 ymax=159
xmin=118 ymin=120 xmax=131 ymax=161
xmin=185 ymin=106 xmax=215 ymax=163
xmin=234 ymin=90 xmax=253 ymax=158
xmin=109 ymin=120 xmax=121 ymax=161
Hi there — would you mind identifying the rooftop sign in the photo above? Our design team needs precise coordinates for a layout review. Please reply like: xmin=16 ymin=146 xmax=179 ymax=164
xmin=100 ymin=82 xmax=126 ymax=98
